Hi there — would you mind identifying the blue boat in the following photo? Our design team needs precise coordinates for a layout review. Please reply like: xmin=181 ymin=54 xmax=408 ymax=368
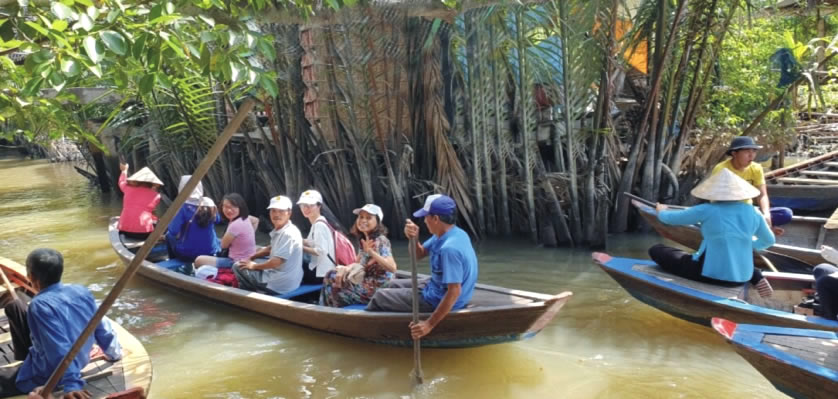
xmin=713 ymin=318 xmax=838 ymax=399
xmin=592 ymin=252 xmax=838 ymax=332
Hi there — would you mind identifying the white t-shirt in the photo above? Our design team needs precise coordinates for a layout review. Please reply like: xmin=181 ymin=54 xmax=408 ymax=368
xmin=264 ymin=222 xmax=303 ymax=294
xmin=307 ymin=216 xmax=336 ymax=277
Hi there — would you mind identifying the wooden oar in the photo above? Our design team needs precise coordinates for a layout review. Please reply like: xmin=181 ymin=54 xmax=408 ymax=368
xmin=408 ymin=236 xmax=424 ymax=386
xmin=0 ymin=264 xmax=17 ymax=301
xmin=755 ymin=252 xmax=779 ymax=273
xmin=40 ymin=99 xmax=256 ymax=396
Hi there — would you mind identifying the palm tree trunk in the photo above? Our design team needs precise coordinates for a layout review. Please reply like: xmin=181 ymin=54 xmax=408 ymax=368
xmin=466 ymin=12 xmax=486 ymax=233
xmin=489 ymin=22 xmax=512 ymax=236
xmin=516 ymin=9 xmax=538 ymax=242
xmin=558 ymin=0 xmax=583 ymax=241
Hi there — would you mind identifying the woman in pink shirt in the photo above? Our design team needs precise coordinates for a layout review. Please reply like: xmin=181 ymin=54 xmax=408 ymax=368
xmin=195 ymin=193 xmax=258 ymax=272
xmin=117 ymin=163 xmax=163 ymax=239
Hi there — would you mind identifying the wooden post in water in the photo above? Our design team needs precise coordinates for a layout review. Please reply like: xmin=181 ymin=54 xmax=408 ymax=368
xmin=39 ymin=99 xmax=256 ymax=396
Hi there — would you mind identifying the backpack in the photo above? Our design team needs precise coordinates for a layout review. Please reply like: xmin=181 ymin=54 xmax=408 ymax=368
xmin=317 ymin=220 xmax=356 ymax=266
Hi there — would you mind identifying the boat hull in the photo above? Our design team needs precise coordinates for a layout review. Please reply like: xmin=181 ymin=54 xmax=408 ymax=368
xmin=109 ymin=217 xmax=571 ymax=348
xmin=594 ymin=253 xmax=838 ymax=332
xmin=713 ymin=319 xmax=838 ymax=399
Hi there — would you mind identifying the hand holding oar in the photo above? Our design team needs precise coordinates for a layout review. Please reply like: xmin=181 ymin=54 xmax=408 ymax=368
xmin=406 ymin=223 xmax=424 ymax=386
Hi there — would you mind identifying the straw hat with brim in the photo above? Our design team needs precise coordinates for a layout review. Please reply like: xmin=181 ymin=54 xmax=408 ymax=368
xmin=691 ymin=168 xmax=760 ymax=202
xmin=127 ymin=167 xmax=163 ymax=186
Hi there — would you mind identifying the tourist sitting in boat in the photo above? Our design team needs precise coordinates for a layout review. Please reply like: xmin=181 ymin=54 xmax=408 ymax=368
xmin=0 ymin=249 xmax=122 ymax=398
xmin=711 ymin=136 xmax=792 ymax=235
xmin=320 ymin=204 xmax=397 ymax=307
xmin=117 ymin=163 xmax=163 ymax=240
xmin=813 ymin=245 xmax=838 ymax=320
xmin=298 ymin=190 xmax=336 ymax=285
xmin=165 ymin=176 xmax=221 ymax=263
xmin=649 ymin=168 xmax=776 ymax=297
xmin=232 ymin=195 xmax=303 ymax=295
xmin=367 ymin=194 xmax=478 ymax=339
xmin=194 ymin=193 xmax=258 ymax=278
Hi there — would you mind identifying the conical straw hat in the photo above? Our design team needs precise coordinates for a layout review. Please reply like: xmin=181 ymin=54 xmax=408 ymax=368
xmin=127 ymin=167 xmax=163 ymax=186
xmin=691 ymin=168 xmax=760 ymax=201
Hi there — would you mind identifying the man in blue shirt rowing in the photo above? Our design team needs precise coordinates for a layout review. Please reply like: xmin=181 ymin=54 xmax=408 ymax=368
xmin=367 ymin=194 xmax=479 ymax=339
xmin=0 ymin=249 xmax=122 ymax=398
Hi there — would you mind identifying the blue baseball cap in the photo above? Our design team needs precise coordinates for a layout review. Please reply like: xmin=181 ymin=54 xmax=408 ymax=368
xmin=413 ymin=194 xmax=456 ymax=217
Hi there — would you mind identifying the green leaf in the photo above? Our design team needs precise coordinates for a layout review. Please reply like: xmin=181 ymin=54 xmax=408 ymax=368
xmin=260 ymin=74 xmax=278 ymax=97
xmin=51 ymin=3 xmax=77 ymax=20
xmin=149 ymin=4 xmax=163 ymax=21
xmin=24 ymin=21 xmax=49 ymax=37
xmin=21 ymin=77 xmax=45 ymax=97
xmin=107 ymin=10 xmax=120 ymax=23
xmin=146 ymin=46 xmax=161 ymax=71
xmin=157 ymin=73 xmax=172 ymax=90
xmin=0 ymin=39 xmax=24 ymax=50
xmin=85 ymin=63 xmax=102 ymax=78
xmin=198 ymin=15 xmax=215 ymax=27
xmin=257 ymin=38 xmax=276 ymax=61
xmin=87 ymin=6 xmax=100 ymax=20
xmin=60 ymin=59 xmax=81 ymax=76
xmin=139 ymin=73 xmax=156 ymax=95
xmin=100 ymin=31 xmax=127 ymax=55
xmin=51 ymin=20 xmax=69 ymax=32
xmin=75 ymin=0 xmax=93 ymax=6
xmin=83 ymin=36 xmax=103 ymax=63
xmin=165 ymin=1 xmax=176 ymax=14
xmin=74 ymin=13 xmax=94 ymax=31
xmin=31 ymin=50 xmax=54 ymax=64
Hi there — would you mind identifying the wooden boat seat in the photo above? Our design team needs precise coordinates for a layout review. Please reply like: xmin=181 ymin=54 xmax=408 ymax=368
xmin=801 ymin=170 xmax=838 ymax=178
xmin=777 ymin=177 xmax=838 ymax=185
xmin=156 ymin=259 xmax=187 ymax=271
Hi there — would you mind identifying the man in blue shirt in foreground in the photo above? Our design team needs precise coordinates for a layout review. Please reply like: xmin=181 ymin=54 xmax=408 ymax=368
xmin=367 ymin=194 xmax=478 ymax=339
xmin=0 ymin=248 xmax=122 ymax=398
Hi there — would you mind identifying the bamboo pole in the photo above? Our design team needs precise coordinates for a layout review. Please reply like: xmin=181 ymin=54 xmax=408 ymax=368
xmin=0 ymin=266 xmax=18 ymax=302
xmin=40 ymin=99 xmax=256 ymax=396
xmin=408 ymin=237 xmax=424 ymax=386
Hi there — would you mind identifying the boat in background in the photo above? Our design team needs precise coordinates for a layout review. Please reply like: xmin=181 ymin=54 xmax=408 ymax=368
xmin=713 ymin=318 xmax=838 ymax=399
xmin=593 ymin=252 xmax=838 ymax=332
xmin=0 ymin=256 xmax=152 ymax=399
xmin=765 ymin=149 xmax=838 ymax=212
xmin=109 ymin=217 xmax=572 ymax=348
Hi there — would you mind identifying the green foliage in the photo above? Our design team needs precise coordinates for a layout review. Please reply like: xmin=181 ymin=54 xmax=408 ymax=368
xmin=698 ymin=16 xmax=799 ymax=129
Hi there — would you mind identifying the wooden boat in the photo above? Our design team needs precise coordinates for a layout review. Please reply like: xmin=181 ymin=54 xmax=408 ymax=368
xmin=109 ymin=217 xmax=572 ymax=348
xmin=628 ymin=193 xmax=833 ymax=270
xmin=765 ymin=149 xmax=838 ymax=212
xmin=0 ymin=256 xmax=152 ymax=399
xmin=712 ymin=318 xmax=838 ymax=399
xmin=592 ymin=252 xmax=838 ymax=332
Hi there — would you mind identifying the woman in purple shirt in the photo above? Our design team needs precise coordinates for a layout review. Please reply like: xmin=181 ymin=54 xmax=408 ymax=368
xmin=195 ymin=193 xmax=257 ymax=273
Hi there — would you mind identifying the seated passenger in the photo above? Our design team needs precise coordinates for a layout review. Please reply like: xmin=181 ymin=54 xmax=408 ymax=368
xmin=813 ymin=245 xmax=838 ymax=320
xmin=0 ymin=249 xmax=122 ymax=398
xmin=165 ymin=180 xmax=221 ymax=263
xmin=117 ymin=163 xmax=163 ymax=240
xmin=320 ymin=204 xmax=396 ymax=307
xmin=649 ymin=168 xmax=776 ymax=296
xmin=367 ymin=194 xmax=478 ymax=340
xmin=298 ymin=190 xmax=335 ymax=285
xmin=194 ymin=193 xmax=258 ymax=275
xmin=233 ymin=196 xmax=303 ymax=295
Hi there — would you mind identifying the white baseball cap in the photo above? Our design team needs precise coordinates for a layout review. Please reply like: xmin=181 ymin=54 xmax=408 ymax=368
xmin=297 ymin=190 xmax=323 ymax=205
xmin=353 ymin=204 xmax=384 ymax=221
xmin=267 ymin=195 xmax=293 ymax=210
xmin=200 ymin=197 xmax=216 ymax=207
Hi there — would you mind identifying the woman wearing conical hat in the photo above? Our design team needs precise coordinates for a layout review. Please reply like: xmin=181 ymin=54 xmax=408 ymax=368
xmin=117 ymin=162 xmax=163 ymax=240
xmin=649 ymin=168 xmax=777 ymax=297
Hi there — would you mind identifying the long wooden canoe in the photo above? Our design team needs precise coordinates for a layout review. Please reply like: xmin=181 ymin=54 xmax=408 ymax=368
xmin=713 ymin=318 xmax=838 ymax=399
xmin=593 ymin=252 xmax=838 ymax=332
xmin=0 ymin=256 xmax=152 ymax=399
xmin=765 ymin=149 xmax=838 ymax=212
xmin=629 ymin=193 xmax=830 ymax=270
xmin=109 ymin=217 xmax=572 ymax=348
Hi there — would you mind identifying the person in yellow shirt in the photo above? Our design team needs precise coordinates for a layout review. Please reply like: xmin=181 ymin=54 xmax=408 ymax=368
xmin=711 ymin=136 xmax=792 ymax=234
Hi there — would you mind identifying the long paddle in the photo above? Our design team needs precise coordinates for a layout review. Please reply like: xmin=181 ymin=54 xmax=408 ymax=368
xmin=40 ymin=99 xmax=256 ymax=396
xmin=408 ymin=236 xmax=424 ymax=386
xmin=0 ymin=266 xmax=18 ymax=302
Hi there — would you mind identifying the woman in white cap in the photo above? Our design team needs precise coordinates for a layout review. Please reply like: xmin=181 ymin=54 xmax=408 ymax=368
xmin=165 ymin=176 xmax=221 ymax=263
xmin=320 ymin=204 xmax=397 ymax=307
xmin=298 ymin=189 xmax=336 ymax=284
xmin=650 ymin=168 xmax=776 ymax=297
xmin=117 ymin=163 xmax=163 ymax=240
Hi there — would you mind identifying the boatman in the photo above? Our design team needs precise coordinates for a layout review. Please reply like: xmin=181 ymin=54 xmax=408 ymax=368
xmin=366 ymin=194 xmax=479 ymax=340
xmin=0 ymin=249 xmax=122 ymax=399
xmin=711 ymin=136 xmax=792 ymax=234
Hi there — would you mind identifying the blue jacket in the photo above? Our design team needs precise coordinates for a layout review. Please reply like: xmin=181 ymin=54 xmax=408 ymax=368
xmin=17 ymin=283 xmax=122 ymax=393
xmin=658 ymin=202 xmax=775 ymax=282
xmin=166 ymin=203 xmax=221 ymax=260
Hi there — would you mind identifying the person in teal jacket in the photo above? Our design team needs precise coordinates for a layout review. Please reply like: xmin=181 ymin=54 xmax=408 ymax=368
xmin=649 ymin=168 xmax=776 ymax=297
